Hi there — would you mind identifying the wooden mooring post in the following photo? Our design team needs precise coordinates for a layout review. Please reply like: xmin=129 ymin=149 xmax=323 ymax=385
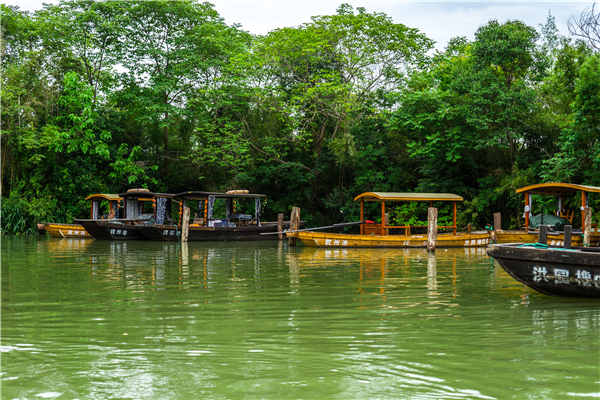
xmin=427 ymin=207 xmax=438 ymax=252
xmin=584 ymin=208 xmax=592 ymax=247
xmin=181 ymin=205 xmax=191 ymax=243
xmin=538 ymin=225 xmax=548 ymax=245
xmin=563 ymin=225 xmax=572 ymax=249
xmin=289 ymin=207 xmax=300 ymax=246
xmin=493 ymin=212 xmax=501 ymax=231
xmin=277 ymin=213 xmax=284 ymax=240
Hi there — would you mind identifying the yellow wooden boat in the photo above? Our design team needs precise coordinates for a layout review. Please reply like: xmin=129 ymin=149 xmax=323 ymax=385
xmin=40 ymin=222 xmax=92 ymax=238
xmin=287 ymin=192 xmax=490 ymax=248
xmin=495 ymin=183 xmax=600 ymax=246
xmin=39 ymin=193 xmax=122 ymax=238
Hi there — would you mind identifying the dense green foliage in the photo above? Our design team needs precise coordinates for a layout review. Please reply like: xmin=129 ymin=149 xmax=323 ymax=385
xmin=2 ymin=1 xmax=599 ymax=233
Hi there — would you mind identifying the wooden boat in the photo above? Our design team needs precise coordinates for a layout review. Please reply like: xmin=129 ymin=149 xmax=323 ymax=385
xmin=495 ymin=183 xmax=600 ymax=246
xmin=137 ymin=190 xmax=289 ymax=241
xmin=287 ymin=192 xmax=490 ymax=248
xmin=75 ymin=189 xmax=172 ymax=240
xmin=38 ymin=222 xmax=91 ymax=238
xmin=488 ymin=243 xmax=600 ymax=297
xmin=39 ymin=193 xmax=122 ymax=238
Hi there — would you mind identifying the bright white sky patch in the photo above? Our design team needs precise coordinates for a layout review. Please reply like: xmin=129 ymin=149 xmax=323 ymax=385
xmin=13 ymin=0 xmax=590 ymax=49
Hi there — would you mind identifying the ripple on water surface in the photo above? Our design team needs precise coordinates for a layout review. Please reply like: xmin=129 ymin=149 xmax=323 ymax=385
xmin=1 ymin=238 xmax=599 ymax=399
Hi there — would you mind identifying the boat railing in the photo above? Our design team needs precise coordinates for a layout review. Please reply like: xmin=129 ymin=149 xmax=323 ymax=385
xmin=385 ymin=225 xmax=457 ymax=235
xmin=365 ymin=223 xmax=457 ymax=236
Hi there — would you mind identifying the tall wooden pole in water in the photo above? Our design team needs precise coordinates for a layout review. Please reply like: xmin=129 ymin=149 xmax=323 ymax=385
xmin=289 ymin=207 xmax=300 ymax=246
xmin=277 ymin=213 xmax=284 ymax=240
xmin=427 ymin=207 xmax=438 ymax=252
xmin=181 ymin=205 xmax=190 ymax=243
xmin=563 ymin=225 xmax=572 ymax=249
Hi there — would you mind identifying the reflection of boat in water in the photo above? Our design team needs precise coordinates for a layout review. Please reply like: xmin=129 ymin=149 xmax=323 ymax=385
xmin=488 ymin=243 xmax=600 ymax=297
xmin=288 ymin=192 xmax=490 ymax=248
xmin=39 ymin=193 xmax=122 ymax=238
xmin=495 ymin=183 xmax=600 ymax=246
xmin=43 ymin=237 xmax=94 ymax=252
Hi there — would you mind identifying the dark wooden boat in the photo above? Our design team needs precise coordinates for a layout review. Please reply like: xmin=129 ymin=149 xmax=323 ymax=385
xmin=137 ymin=190 xmax=289 ymax=241
xmin=75 ymin=189 xmax=173 ymax=240
xmin=487 ymin=243 xmax=600 ymax=297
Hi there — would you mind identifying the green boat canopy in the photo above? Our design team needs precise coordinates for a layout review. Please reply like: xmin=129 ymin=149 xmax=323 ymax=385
xmin=354 ymin=192 xmax=464 ymax=202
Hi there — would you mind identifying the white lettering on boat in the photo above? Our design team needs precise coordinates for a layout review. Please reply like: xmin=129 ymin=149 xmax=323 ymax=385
xmin=532 ymin=266 xmax=549 ymax=282
xmin=575 ymin=270 xmax=592 ymax=287
xmin=554 ymin=268 xmax=569 ymax=284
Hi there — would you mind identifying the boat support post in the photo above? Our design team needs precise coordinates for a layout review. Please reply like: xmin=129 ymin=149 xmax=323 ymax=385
xmin=584 ymin=207 xmax=592 ymax=247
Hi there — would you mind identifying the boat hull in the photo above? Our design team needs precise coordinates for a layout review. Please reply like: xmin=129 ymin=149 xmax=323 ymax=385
xmin=288 ymin=231 xmax=490 ymax=248
xmin=487 ymin=244 xmax=600 ymax=297
xmin=494 ymin=230 xmax=600 ymax=246
xmin=138 ymin=222 xmax=283 ymax=241
xmin=40 ymin=223 xmax=92 ymax=238
xmin=74 ymin=219 xmax=145 ymax=240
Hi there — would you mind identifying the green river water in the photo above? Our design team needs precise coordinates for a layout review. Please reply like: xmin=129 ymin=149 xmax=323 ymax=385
xmin=1 ymin=237 xmax=599 ymax=399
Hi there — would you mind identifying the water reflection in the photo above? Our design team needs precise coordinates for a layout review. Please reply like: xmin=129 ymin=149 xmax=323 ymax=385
xmin=2 ymin=238 xmax=599 ymax=400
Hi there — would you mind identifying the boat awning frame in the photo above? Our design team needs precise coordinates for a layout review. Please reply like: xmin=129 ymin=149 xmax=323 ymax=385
xmin=354 ymin=192 xmax=464 ymax=202
xmin=174 ymin=191 xmax=267 ymax=200
xmin=118 ymin=191 xmax=174 ymax=199
xmin=85 ymin=194 xmax=122 ymax=202
xmin=516 ymin=183 xmax=600 ymax=195
xmin=214 ymin=193 xmax=267 ymax=199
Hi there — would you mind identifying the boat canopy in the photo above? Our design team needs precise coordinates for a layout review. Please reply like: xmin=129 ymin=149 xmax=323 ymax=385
xmin=354 ymin=192 xmax=464 ymax=202
xmin=174 ymin=191 xmax=221 ymax=200
xmin=215 ymin=193 xmax=266 ymax=199
xmin=118 ymin=190 xmax=174 ymax=199
xmin=85 ymin=193 xmax=122 ymax=202
xmin=516 ymin=183 xmax=600 ymax=195
xmin=174 ymin=191 xmax=266 ymax=200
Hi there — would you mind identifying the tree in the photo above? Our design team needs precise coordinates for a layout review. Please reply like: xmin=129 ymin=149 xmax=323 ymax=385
xmin=543 ymin=54 xmax=600 ymax=182
xmin=35 ymin=0 xmax=126 ymax=104
xmin=568 ymin=2 xmax=600 ymax=51
xmin=115 ymin=0 xmax=248 ymax=167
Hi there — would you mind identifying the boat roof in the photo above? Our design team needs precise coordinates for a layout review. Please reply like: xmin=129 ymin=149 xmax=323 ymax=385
xmin=215 ymin=193 xmax=266 ymax=199
xmin=118 ymin=189 xmax=174 ymax=198
xmin=85 ymin=193 xmax=122 ymax=201
xmin=174 ymin=191 xmax=223 ymax=200
xmin=516 ymin=183 xmax=600 ymax=195
xmin=174 ymin=191 xmax=266 ymax=200
xmin=354 ymin=192 xmax=464 ymax=202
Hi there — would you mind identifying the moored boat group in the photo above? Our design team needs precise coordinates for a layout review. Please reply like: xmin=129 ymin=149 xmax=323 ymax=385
xmin=38 ymin=182 xmax=600 ymax=297
xmin=40 ymin=182 xmax=600 ymax=247
xmin=41 ymin=188 xmax=289 ymax=242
